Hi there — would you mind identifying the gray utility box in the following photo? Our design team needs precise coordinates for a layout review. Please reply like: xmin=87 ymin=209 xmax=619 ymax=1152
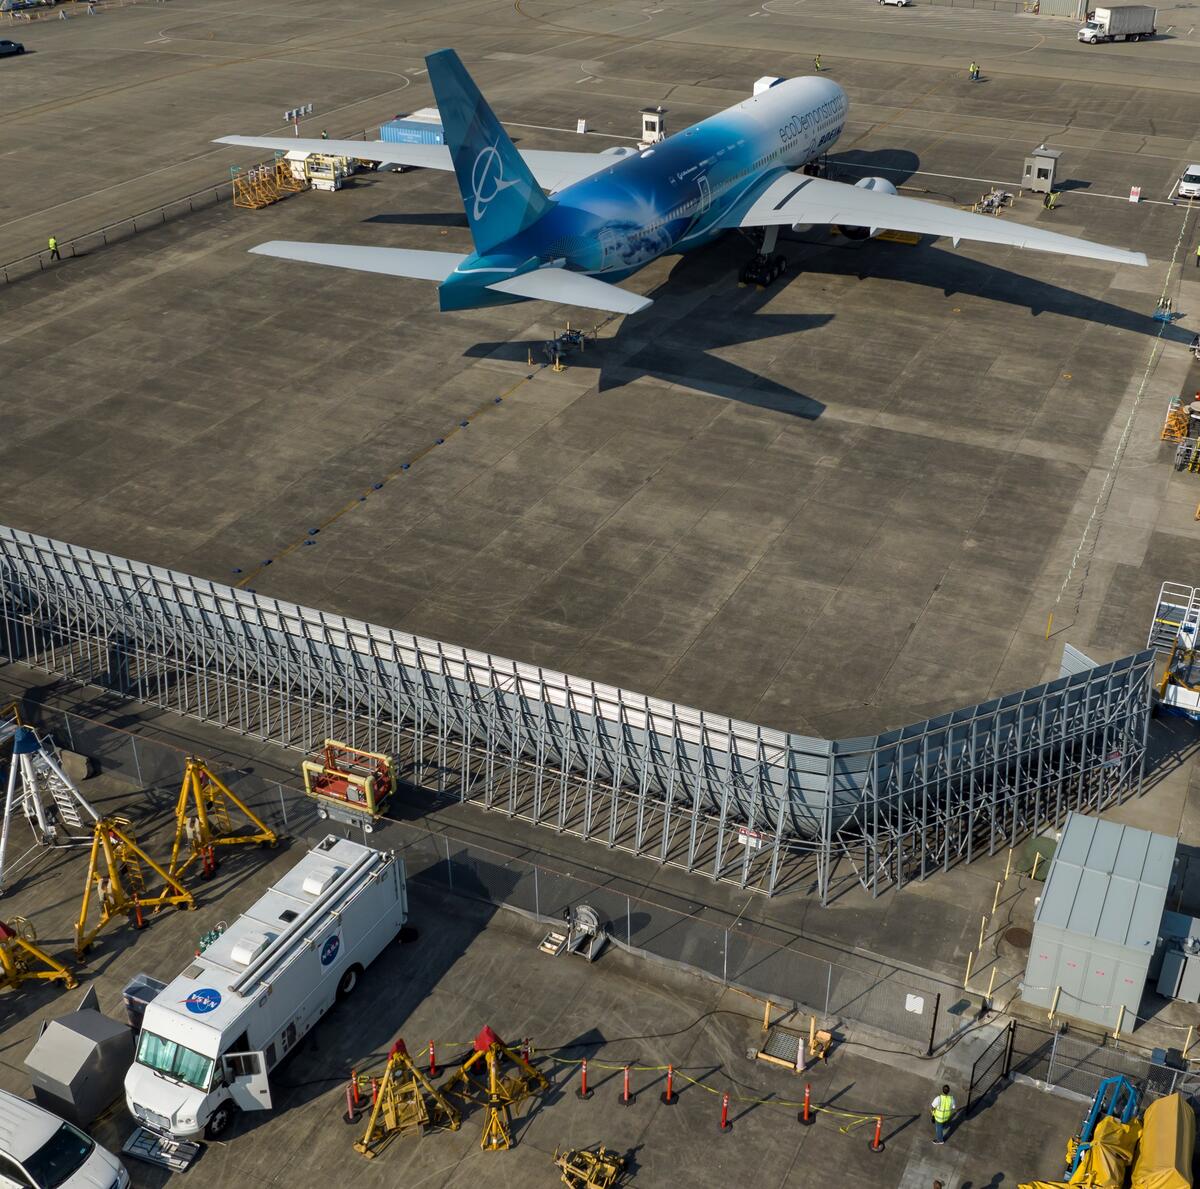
xmin=24 ymin=989 xmax=134 ymax=1127
xmin=1157 ymin=939 xmax=1200 ymax=1002
xmin=1022 ymin=145 xmax=1062 ymax=194
xmin=1022 ymin=812 xmax=1177 ymax=1034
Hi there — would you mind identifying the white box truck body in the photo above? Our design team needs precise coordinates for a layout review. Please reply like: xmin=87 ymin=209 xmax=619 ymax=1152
xmin=123 ymin=835 xmax=407 ymax=1141
xmin=1078 ymin=5 xmax=1156 ymax=42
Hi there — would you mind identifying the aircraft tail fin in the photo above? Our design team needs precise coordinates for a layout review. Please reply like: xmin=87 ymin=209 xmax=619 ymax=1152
xmin=425 ymin=48 xmax=551 ymax=254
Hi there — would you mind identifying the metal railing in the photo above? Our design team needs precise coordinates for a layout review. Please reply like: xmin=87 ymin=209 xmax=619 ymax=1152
xmin=1 ymin=183 xmax=232 ymax=284
xmin=0 ymin=130 xmax=374 ymax=285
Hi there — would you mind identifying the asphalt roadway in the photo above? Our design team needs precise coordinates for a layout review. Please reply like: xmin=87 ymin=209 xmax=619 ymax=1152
xmin=3 ymin=0 xmax=1200 ymax=741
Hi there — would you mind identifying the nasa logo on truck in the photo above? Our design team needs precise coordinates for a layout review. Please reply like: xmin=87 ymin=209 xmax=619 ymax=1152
xmin=320 ymin=934 xmax=341 ymax=967
xmin=183 ymin=988 xmax=222 ymax=1014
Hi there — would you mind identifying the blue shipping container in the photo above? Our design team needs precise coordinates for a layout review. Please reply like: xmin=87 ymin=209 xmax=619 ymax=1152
xmin=380 ymin=118 xmax=445 ymax=145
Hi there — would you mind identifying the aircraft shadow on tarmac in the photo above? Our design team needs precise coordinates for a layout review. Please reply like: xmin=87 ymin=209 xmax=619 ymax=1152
xmin=466 ymin=252 xmax=831 ymax=420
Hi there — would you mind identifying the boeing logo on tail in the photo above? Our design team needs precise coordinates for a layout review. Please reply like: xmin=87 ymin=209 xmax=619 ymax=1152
xmin=218 ymin=48 xmax=1147 ymax=318
xmin=470 ymin=142 xmax=519 ymax=221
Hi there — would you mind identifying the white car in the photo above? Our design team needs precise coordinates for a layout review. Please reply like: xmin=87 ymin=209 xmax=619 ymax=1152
xmin=0 ymin=1091 xmax=129 ymax=1189
xmin=880 ymin=0 xmax=911 ymax=6
xmin=1178 ymin=164 xmax=1200 ymax=200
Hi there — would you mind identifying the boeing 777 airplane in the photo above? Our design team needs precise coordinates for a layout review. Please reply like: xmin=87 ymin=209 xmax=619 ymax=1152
xmin=216 ymin=49 xmax=1146 ymax=316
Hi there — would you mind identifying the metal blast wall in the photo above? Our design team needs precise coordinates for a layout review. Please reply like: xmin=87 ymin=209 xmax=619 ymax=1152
xmin=0 ymin=526 xmax=1153 ymax=899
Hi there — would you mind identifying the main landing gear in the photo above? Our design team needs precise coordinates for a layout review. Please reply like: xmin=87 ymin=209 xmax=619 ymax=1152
xmin=738 ymin=225 xmax=787 ymax=287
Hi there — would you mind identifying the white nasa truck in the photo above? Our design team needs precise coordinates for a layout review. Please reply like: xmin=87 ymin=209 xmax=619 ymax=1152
xmin=124 ymin=835 xmax=407 ymax=1146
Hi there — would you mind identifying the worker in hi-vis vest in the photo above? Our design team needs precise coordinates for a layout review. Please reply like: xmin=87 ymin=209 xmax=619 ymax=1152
xmin=930 ymin=1083 xmax=956 ymax=1144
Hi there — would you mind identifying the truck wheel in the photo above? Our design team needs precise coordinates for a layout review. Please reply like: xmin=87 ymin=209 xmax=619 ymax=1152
xmin=337 ymin=964 xmax=363 ymax=1000
xmin=204 ymin=1101 xmax=237 ymax=1139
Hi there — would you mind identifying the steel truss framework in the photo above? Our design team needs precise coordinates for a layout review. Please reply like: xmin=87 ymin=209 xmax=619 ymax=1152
xmin=0 ymin=526 xmax=1154 ymax=900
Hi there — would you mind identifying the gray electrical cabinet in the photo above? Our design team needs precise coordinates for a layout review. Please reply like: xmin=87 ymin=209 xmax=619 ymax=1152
xmin=24 ymin=990 xmax=134 ymax=1127
xmin=1022 ymin=813 xmax=1177 ymax=1034
xmin=1157 ymin=939 xmax=1200 ymax=1002
xmin=1022 ymin=145 xmax=1062 ymax=194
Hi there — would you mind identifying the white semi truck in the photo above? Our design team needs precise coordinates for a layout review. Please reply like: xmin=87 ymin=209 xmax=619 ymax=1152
xmin=124 ymin=835 xmax=407 ymax=1144
xmin=1077 ymin=5 xmax=1156 ymax=42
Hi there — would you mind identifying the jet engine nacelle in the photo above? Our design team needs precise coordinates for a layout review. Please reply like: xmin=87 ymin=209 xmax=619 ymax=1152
xmin=837 ymin=176 xmax=897 ymax=239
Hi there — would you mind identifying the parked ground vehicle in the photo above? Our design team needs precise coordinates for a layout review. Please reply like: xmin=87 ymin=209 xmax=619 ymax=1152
xmin=879 ymin=0 xmax=910 ymax=6
xmin=0 ymin=40 xmax=26 ymax=57
xmin=124 ymin=836 xmax=408 ymax=1143
xmin=1077 ymin=5 xmax=1156 ymax=42
xmin=1177 ymin=164 xmax=1200 ymax=200
xmin=0 ymin=1090 xmax=130 ymax=1189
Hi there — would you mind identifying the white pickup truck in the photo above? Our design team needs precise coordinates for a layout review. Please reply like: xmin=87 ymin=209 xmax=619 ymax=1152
xmin=1077 ymin=5 xmax=1156 ymax=42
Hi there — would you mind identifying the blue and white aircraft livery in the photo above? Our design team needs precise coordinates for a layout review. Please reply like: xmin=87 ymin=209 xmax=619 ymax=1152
xmin=217 ymin=49 xmax=1146 ymax=316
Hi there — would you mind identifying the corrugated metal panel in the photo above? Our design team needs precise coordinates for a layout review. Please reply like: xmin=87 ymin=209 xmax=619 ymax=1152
xmin=1033 ymin=812 xmax=1175 ymax=952
xmin=1060 ymin=643 xmax=1098 ymax=678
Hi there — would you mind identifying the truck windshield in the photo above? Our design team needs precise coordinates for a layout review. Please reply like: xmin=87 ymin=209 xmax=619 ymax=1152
xmin=1184 ymin=173 xmax=1200 ymax=184
xmin=1084 ymin=20 xmax=1100 ymax=27
xmin=137 ymin=1029 xmax=214 ymax=1090
xmin=22 ymin=1121 xmax=94 ymax=1189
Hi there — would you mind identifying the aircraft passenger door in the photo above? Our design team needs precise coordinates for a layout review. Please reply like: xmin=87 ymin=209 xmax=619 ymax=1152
xmin=696 ymin=174 xmax=711 ymax=214
xmin=598 ymin=226 xmax=618 ymax=270
xmin=221 ymin=1050 xmax=273 ymax=1112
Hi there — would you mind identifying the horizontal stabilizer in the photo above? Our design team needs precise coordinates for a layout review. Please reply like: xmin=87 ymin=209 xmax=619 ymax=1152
xmin=213 ymin=135 xmax=609 ymax=193
xmin=488 ymin=268 xmax=652 ymax=314
xmin=216 ymin=134 xmax=451 ymax=170
xmin=249 ymin=241 xmax=467 ymax=281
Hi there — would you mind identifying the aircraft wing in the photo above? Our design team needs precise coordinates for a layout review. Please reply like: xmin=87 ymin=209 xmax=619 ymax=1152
xmin=731 ymin=174 xmax=1148 ymax=267
xmin=214 ymin=135 xmax=620 ymax=193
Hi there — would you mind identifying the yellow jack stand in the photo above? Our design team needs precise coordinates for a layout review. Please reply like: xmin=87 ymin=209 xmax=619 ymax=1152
xmin=166 ymin=757 xmax=277 ymax=882
xmin=75 ymin=818 xmax=194 ymax=957
xmin=443 ymin=1025 xmax=548 ymax=1151
xmin=353 ymin=1039 xmax=461 ymax=1159
xmin=554 ymin=1144 xmax=627 ymax=1188
xmin=0 ymin=917 xmax=77 ymax=990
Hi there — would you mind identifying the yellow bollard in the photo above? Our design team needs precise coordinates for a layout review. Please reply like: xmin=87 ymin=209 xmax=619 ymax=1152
xmin=979 ymin=915 xmax=987 ymax=952
xmin=1185 ymin=1025 xmax=1194 ymax=1057
xmin=762 ymin=1000 xmax=771 ymax=1032
xmin=1048 ymin=985 xmax=1061 ymax=1022
xmin=992 ymin=880 xmax=1002 ymax=916
xmin=1031 ymin=851 xmax=1042 ymax=882
xmin=1045 ymin=612 xmax=1054 ymax=640
xmin=986 ymin=966 xmax=998 ymax=1000
xmin=1004 ymin=848 xmax=1013 ymax=881
xmin=964 ymin=951 xmax=974 ymax=990
xmin=809 ymin=1015 xmax=816 ymax=1057
xmin=1112 ymin=1004 xmax=1125 ymax=1039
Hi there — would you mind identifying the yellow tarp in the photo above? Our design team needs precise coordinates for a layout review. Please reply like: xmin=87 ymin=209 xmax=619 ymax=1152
xmin=1132 ymin=1094 xmax=1196 ymax=1189
xmin=1019 ymin=1182 xmax=1071 ymax=1189
xmin=1068 ymin=1116 xmax=1141 ymax=1188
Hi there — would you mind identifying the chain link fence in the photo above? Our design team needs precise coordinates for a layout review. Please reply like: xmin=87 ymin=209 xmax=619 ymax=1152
xmin=1010 ymin=1022 xmax=1200 ymax=1106
xmin=9 ymin=703 xmax=967 ymax=1055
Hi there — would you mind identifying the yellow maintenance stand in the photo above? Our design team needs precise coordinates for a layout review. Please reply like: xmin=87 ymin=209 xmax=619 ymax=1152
xmin=554 ymin=1145 xmax=628 ymax=1188
xmin=353 ymin=1039 xmax=461 ymax=1158
xmin=75 ymin=817 xmax=194 ymax=957
xmin=0 ymin=916 xmax=77 ymax=991
xmin=166 ymin=757 xmax=277 ymax=881
xmin=443 ymin=1025 xmax=548 ymax=1151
